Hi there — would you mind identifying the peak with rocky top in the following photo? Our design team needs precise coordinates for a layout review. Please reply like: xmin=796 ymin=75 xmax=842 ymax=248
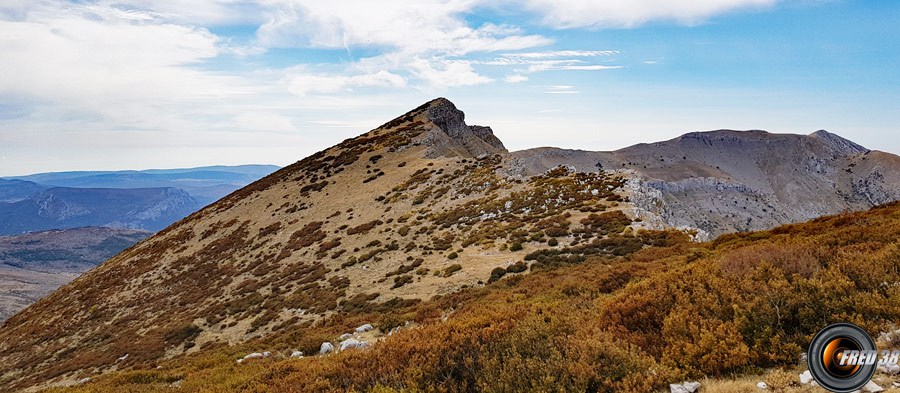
xmin=809 ymin=129 xmax=868 ymax=155
xmin=3 ymin=100 xmax=900 ymax=391
xmin=420 ymin=98 xmax=506 ymax=157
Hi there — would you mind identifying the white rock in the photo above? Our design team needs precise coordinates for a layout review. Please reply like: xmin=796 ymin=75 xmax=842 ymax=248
xmin=290 ymin=351 xmax=303 ymax=358
xmin=862 ymin=380 xmax=884 ymax=393
xmin=263 ymin=351 xmax=271 ymax=357
xmin=339 ymin=338 xmax=370 ymax=351
xmin=75 ymin=377 xmax=91 ymax=385
xmin=340 ymin=333 xmax=353 ymax=340
xmin=355 ymin=323 xmax=374 ymax=333
xmin=319 ymin=342 xmax=334 ymax=354
xmin=892 ymin=381 xmax=900 ymax=388
xmin=756 ymin=381 xmax=768 ymax=389
xmin=116 ymin=353 xmax=129 ymax=362
xmin=800 ymin=370 xmax=813 ymax=384
xmin=669 ymin=381 xmax=700 ymax=393
xmin=683 ymin=381 xmax=701 ymax=393
xmin=237 ymin=352 xmax=265 ymax=363
xmin=878 ymin=362 xmax=900 ymax=375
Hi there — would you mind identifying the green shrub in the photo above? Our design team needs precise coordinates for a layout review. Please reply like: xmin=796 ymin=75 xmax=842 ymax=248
xmin=488 ymin=267 xmax=507 ymax=283
xmin=506 ymin=262 xmax=527 ymax=274
xmin=443 ymin=264 xmax=462 ymax=277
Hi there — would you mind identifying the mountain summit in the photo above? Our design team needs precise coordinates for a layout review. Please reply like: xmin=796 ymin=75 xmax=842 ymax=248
xmin=3 ymin=99 xmax=900 ymax=390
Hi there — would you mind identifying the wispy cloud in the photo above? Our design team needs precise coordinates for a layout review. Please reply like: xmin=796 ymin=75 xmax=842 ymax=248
xmin=504 ymin=74 xmax=528 ymax=83
xmin=544 ymin=85 xmax=579 ymax=94
xmin=520 ymin=0 xmax=778 ymax=29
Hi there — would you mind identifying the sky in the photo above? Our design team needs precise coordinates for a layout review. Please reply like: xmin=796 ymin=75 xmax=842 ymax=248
xmin=0 ymin=0 xmax=898 ymax=176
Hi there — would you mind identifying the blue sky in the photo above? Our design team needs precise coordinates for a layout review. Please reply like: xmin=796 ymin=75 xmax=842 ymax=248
xmin=1 ymin=0 xmax=898 ymax=175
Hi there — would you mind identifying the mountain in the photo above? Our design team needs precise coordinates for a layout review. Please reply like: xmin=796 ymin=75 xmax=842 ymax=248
xmin=0 ymin=187 xmax=202 ymax=236
xmin=0 ymin=179 xmax=47 ymax=203
xmin=2 ymin=98 xmax=900 ymax=391
xmin=509 ymin=129 xmax=900 ymax=238
xmin=4 ymin=165 xmax=280 ymax=204
xmin=0 ymin=227 xmax=150 ymax=322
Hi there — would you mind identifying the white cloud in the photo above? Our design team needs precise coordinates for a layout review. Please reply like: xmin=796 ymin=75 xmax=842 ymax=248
xmin=519 ymin=0 xmax=778 ymax=29
xmin=502 ymin=50 xmax=618 ymax=58
xmin=286 ymin=70 xmax=407 ymax=96
xmin=544 ymin=85 xmax=579 ymax=94
xmin=481 ymin=49 xmax=622 ymax=73
xmin=505 ymin=74 xmax=528 ymax=83
xmin=256 ymin=1 xmax=550 ymax=55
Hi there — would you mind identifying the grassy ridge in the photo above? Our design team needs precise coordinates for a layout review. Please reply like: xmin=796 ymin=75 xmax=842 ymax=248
xmin=43 ymin=202 xmax=900 ymax=393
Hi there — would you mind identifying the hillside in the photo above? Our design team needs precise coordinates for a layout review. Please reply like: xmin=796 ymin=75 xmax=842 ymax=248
xmin=510 ymin=129 xmax=900 ymax=238
xmin=27 ymin=170 xmax=900 ymax=393
xmin=0 ymin=187 xmax=202 ymax=235
xmin=2 ymin=98 xmax=900 ymax=391
xmin=0 ymin=227 xmax=150 ymax=321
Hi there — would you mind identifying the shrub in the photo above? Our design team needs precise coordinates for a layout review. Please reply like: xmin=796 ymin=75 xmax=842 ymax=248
xmin=392 ymin=275 xmax=414 ymax=289
xmin=443 ymin=264 xmax=462 ymax=277
xmin=506 ymin=262 xmax=527 ymax=274
xmin=510 ymin=242 xmax=523 ymax=251
xmin=488 ymin=267 xmax=507 ymax=283
xmin=447 ymin=252 xmax=458 ymax=260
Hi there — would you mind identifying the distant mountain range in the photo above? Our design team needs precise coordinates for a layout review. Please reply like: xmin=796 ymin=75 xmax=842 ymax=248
xmin=0 ymin=165 xmax=278 ymax=236
xmin=0 ymin=227 xmax=150 ymax=321
xmin=2 ymin=165 xmax=279 ymax=204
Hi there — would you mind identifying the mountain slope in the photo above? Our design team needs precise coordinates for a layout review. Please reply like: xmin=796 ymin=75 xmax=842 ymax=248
xmin=509 ymin=129 xmax=900 ymax=238
xmin=2 ymin=99 xmax=900 ymax=390
xmin=0 ymin=98 xmax=635 ymax=389
xmin=0 ymin=187 xmax=202 ymax=235
xmin=0 ymin=227 xmax=150 ymax=321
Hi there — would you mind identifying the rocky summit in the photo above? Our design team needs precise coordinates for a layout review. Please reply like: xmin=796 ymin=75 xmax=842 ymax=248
xmin=2 ymin=98 xmax=900 ymax=390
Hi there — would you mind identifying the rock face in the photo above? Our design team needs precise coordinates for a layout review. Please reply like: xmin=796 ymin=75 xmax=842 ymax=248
xmin=509 ymin=129 xmax=900 ymax=238
xmin=422 ymin=98 xmax=507 ymax=158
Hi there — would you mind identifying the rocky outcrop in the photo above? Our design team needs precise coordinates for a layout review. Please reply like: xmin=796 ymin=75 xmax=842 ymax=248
xmin=422 ymin=98 xmax=507 ymax=158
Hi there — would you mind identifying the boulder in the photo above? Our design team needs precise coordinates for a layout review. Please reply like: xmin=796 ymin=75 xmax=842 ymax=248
xmin=319 ymin=342 xmax=334 ymax=354
xmin=237 ymin=352 xmax=267 ymax=363
xmin=799 ymin=370 xmax=813 ymax=384
xmin=340 ymin=338 xmax=370 ymax=351
xmin=862 ymin=381 xmax=884 ymax=393
xmin=340 ymin=333 xmax=353 ymax=340
xmin=669 ymin=381 xmax=700 ymax=393
xmin=877 ymin=363 xmax=900 ymax=375
xmin=355 ymin=323 xmax=374 ymax=333
xmin=756 ymin=382 xmax=768 ymax=389
xmin=290 ymin=351 xmax=303 ymax=358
